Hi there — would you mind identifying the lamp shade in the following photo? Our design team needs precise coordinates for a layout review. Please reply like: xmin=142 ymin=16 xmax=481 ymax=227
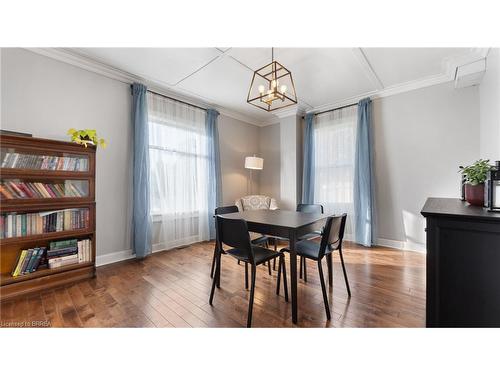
xmin=245 ymin=156 xmax=264 ymax=170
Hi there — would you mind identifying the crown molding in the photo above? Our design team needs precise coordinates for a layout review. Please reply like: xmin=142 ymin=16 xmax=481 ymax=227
xmin=306 ymin=73 xmax=452 ymax=115
xmin=24 ymin=47 xmax=489 ymax=127
xmin=24 ymin=48 xmax=267 ymax=127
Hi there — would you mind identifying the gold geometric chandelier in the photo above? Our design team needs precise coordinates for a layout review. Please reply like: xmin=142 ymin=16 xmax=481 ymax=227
xmin=247 ymin=48 xmax=297 ymax=112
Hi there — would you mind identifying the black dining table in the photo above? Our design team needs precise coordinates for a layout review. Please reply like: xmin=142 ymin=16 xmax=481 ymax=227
xmin=218 ymin=209 xmax=328 ymax=324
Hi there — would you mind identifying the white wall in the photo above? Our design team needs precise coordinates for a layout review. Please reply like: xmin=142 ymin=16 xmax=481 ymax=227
xmin=1 ymin=48 xmax=134 ymax=258
xmin=373 ymin=82 xmax=480 ymax=249
xmin=480 ymin=48 xmax=500 ymax=160
xmin=218 ymin=114 xmax=261 ymax=205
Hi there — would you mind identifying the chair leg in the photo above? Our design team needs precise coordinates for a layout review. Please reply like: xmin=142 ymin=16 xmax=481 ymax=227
xmin=281 ymin=254 xmax=288 ymax=302
xmin=209 ymin=247 xmax=220 ymax=304
xmin=210 ymin=243 xmax=217 ymax=279
xmin=299 ymin=257 xmax=304 ymax=279
xmin=268 ymin=259 xmax=272 ymax=275
xmin=216 ymin=248 xmax=221 ymax=289
xmin=338 ymin=248 xmax=351 ymax=297
xmin=317 ymin=259 xmax=331 ymax=320
xmin=326 ymin=253 xmax=333 ymax=287
xmin=238 ymin=260 xmax=240 ymax=265
xmin=303 ymin=257 xmax=308 ymax=283
xmin=245 ymin=262 xmax=249 ymax=289
xmin=276 ymin=257 xmax=281 ymax=295
xmin=273 ymin=238 xmax=278 ymax=270
xmin=247 ymin=264 xmax=257 ymax=328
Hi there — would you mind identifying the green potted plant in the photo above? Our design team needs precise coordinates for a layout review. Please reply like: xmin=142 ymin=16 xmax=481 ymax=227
xmin=459 ymin=159 xmax=491 ymax=206
xmin=67 ymin=128 xmax=107 ymax=149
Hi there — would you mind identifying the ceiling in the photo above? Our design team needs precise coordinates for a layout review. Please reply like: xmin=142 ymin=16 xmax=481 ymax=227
xmin=69 ymin=47 xmax=483 ymax=125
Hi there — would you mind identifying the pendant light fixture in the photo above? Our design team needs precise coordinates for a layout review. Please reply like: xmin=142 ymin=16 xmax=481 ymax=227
xmin=247 ymin=47 xmax=298 ymax=112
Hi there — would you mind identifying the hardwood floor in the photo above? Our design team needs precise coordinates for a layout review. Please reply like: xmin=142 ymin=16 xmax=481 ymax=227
xmin=0 ymin=241 xmax=426 ymax=328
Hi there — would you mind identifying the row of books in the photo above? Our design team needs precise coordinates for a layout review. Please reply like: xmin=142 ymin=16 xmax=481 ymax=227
xmin=0 ymin=180 xmax=86 ymax=200
xmin=11 ymin=246 xmax=46 ymax=276
xmin=47 ymin=238 xmax=92 ymax=269
xmin=1 ymin=152 xmax=88 ymax=172
xmin=0 ymin=208 xmax=89 ymax=239
xmin=11 ymin=238 xmax=92 ymax=276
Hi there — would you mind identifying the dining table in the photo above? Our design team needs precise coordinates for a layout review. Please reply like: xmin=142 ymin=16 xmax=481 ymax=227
xmin=218 ymin=209 xmax=328 ymax=324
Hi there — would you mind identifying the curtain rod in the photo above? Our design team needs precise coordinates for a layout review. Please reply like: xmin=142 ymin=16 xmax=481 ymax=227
xmin=130 ymin=84 xmax=207 ymax=112
xmin=302 ymin=102 xmax=357 ymax=119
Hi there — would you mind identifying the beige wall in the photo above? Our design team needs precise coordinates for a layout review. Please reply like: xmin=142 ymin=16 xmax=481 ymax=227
xmin=258 ymin=122 xmax=281 ymax=201
xmin=218 ymin=114 xmax=261 ymax=205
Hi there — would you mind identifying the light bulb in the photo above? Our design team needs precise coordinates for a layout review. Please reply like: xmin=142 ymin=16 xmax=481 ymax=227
xmin=280 ymin=85 xmax=287 ymax=93
xmin=258 ymin=85 xmax=265 ymax=94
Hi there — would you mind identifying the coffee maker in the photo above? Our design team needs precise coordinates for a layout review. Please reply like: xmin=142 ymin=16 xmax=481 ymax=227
xmin=485 ymin=160 xmax=500 ymax=212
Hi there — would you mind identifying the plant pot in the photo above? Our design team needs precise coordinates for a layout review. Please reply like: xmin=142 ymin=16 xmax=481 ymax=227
xmin=465 ymin=183 xmax=485 ymax=206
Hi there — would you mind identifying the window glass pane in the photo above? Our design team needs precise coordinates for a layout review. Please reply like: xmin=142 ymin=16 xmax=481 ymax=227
xmin=313 ymin=106 xmax=357 ymax=236
xmin=147 ymin=92 xmax=209 ymax=249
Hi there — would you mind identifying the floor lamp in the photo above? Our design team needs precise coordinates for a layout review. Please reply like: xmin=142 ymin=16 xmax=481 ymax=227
xmin=245 ymin=155 xmax=263 ymax=195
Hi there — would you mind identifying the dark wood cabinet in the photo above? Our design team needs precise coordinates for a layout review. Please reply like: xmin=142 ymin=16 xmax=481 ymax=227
xmin=421 ymin=198 xmax=500 ymax=327
xmin=0 ymin=134 xmax=96 ymax=301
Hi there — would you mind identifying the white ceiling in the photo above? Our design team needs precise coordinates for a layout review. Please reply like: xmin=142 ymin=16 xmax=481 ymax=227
xmin=70 ymin=47 xmax=482 ymax=125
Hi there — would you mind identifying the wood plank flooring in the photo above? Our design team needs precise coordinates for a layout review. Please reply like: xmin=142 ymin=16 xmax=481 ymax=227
xmin=0 ymin=241 xmax=426 ymax=327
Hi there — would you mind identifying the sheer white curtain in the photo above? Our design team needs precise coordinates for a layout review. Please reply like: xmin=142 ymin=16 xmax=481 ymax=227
xmin=147 ymin=92 xmax=210 ymax=250
xmin=313 ymin=106 xmax=357 ymax=237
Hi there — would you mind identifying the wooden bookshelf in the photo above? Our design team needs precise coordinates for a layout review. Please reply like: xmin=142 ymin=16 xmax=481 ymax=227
xmin=0 ymin=134 xmax=96 ymax=301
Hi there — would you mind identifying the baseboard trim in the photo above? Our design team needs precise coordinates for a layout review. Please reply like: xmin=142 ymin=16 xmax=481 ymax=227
xmin=376 ymin=238 xmax=426 ymax=253
xmin=96 ymin=249 xmax=134 ymax=267
xmin=96 ymin=246 xmax=179 ymax=267
xmin=96 ymin=237 xmax=425 ymax=267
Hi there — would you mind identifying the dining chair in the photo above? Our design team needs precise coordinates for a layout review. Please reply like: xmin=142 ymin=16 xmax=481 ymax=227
xmin=280 ymin=214 xmax=350 ymax=320
xmin=296 ymin=203 xmax=324 ymax=282
xmin=210 ymin=205 xmax=271 ymax=280
xmin=270 ymin=203 xmax=324 ymax=277
xmin=209 ymin=216 xmax=288 ymax=327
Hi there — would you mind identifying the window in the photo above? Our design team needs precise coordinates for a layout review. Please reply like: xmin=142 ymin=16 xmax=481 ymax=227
xmin=313 ymin=105 xmax=357 ymax=236
xmin=147 ymin=92 xmax=210 ymax=249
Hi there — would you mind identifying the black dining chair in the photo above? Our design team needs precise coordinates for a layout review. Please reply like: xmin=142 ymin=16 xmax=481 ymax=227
xmin=209 ymin=216 xmax=288 ymax=327
xmin=296 ymin=203 xmax=324 ymax=282
xmin=270 ymin=203 xmax=324 ymax=277
xmin=281 ymin=214 xmax=350 ymax=320
xmin=210 ymin=205 xmax=271 ymax=280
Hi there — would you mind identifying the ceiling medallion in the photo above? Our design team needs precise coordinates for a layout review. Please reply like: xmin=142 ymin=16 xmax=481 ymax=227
xmin=247 ymin=48 xmax=298 ymax=112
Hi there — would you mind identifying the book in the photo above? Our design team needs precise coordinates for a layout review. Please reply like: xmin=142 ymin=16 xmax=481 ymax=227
xmin=77 ymin=241 xmax=83 ymax=262
xmin=20 ymin=249 xmax=34 ymax=275
xmin=47 ymin=247 xmax=78 ymax=258
xmin=25 ymin=248 xmax=39 ymax=273
xmin=11 ymin=250 xmax=27 ymax=277
xmin=50 ymin=238 xmax=78 ymax=249
xmin=48 ymin=254 xmax=79 ymax=269
xmin=30 ymin=247 xmax=45 ymax=272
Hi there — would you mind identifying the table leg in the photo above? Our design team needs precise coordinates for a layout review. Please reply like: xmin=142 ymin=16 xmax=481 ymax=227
xmin=289 ymin=230 xmax=298 ymax=324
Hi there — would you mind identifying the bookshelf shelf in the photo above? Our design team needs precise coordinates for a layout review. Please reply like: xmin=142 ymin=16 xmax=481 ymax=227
xmin=0 ymin=134 xmax=97 ymax=301
xmin=1 ymin=261 xmax=94 ymax=286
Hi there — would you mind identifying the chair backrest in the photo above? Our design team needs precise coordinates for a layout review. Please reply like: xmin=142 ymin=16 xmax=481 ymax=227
xmin=235 ymin=195 xmax=278 ymax=211
xmin=215 ymin=205 xmax=239 ymax=215
xmin=319 ymin=214 xmax=347 ymax=257
xmin=215 ymin=216 xmax=255 ymax=264
xmin=296 ymin=203 xmax=324 ymax=214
